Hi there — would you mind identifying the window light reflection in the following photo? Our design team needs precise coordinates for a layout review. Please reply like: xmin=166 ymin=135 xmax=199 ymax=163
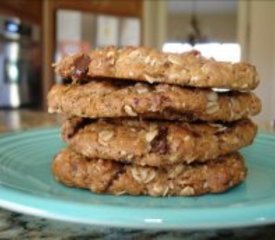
xmin=163 ymin=42 xmax=241 ymax=62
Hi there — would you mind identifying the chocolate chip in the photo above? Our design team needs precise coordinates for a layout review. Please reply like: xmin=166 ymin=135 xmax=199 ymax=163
xmin=133 ymin=97 xmax=139 ymax=107
xmin=150 ymin=126 xmax=169 ymax=154
xmin=72 ymin=54 xmax=91 ymax=80
xmin=62 ymin=117 xmax=93 ymax=140
xmin=190 ymin=50 xmax=200 ymax=56
xmin=104 ymin=164 xmax=126 ymax=192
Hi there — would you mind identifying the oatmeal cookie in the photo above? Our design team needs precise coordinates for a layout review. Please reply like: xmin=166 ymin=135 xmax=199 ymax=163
xmin=53 ymin=46 xmax=259 ymax=90
xmin=48 ymin=80 xmax=261 ymax=122
xmin=52 ymin=148 xmax=247 ymax=196
xmin=61 ymin=118 xmax=257 ymax=166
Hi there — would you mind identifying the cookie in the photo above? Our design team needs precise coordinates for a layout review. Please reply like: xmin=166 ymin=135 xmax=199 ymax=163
xmin=61 ymin=118 xmax=257 ymax=166
xmin=52 ymin=148 xmax=247 ymax=196
xmin=48 ymin=80 xmax=261 ymax=122
xmin=53 ymin=46 xmax=259 ymax=90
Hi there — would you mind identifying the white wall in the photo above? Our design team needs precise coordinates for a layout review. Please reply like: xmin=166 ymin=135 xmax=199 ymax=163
xmin=238 ymin=1 xmax=275 ymax=123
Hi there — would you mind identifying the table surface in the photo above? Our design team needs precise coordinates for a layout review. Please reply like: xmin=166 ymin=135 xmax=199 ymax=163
xmin=1 ymin=110 xmax=275 ymax=240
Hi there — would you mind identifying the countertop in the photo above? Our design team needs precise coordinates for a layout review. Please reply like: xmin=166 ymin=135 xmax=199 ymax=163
xmin=1 ymin=110 xmax=275 ymax=240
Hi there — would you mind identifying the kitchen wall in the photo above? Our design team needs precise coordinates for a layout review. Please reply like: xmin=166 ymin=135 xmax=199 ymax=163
xmin=143 ymin=0 xmax=167 ymax=50
xmin=143 ymin=0 xmax=237 ymax=49
xmin=57 ymin=10 xmax=82 ymax=43
xmin=167 ymin=13 xmax=236 ymax=43
xmin=238 ymin=1 xmax=275 ymax=123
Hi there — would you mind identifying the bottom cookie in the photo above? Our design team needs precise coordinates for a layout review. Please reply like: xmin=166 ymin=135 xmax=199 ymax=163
xmin=52 ymin=148 xmax=247 ymax=197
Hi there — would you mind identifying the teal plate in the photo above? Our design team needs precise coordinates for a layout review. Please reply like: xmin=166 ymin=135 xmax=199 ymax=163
xmin=0 ymin=128 xmax=275 ymax=230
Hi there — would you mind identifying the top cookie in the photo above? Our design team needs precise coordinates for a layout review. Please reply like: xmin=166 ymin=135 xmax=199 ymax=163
xmin=54 ymin=46 xmax=259 ymax=90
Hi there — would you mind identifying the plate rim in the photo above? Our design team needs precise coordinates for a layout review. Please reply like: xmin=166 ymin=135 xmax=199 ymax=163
xmin=1 ymin=184 xmax=275 ymax=230
xmin=0 ymin=128 xmax=275 ymax=229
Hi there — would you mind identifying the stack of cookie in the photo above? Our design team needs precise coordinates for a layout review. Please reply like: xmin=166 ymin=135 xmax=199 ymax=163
xmin=48 ymin=47 xmax=261 ymax=196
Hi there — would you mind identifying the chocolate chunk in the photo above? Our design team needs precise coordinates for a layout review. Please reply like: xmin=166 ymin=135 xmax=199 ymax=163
xmin=104 ymin=164 xmax=126 ymax=192
xmin=72 ymin=54 xmax=91 ymax=81
xmin=62 ymin=117 xmax=93 ymax=140
xmin=150 ymin=126 xmax=168 ymax=154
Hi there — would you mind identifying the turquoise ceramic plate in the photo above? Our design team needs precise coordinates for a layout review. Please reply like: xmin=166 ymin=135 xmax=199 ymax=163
xmin=0 ymin=128 xmax=275 ymax=230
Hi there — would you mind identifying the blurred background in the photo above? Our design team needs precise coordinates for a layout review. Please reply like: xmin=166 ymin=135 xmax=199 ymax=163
xmin=0 ymin=0 xmax=273 ymax=124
